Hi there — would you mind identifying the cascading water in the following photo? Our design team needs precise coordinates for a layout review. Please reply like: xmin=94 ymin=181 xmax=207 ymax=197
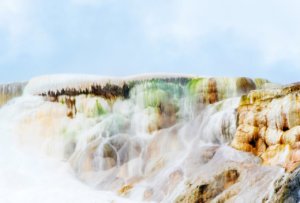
xmin=0 ymin=75 xmax=290 ymax=202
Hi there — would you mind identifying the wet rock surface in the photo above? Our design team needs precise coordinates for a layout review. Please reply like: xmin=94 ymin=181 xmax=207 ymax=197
xmin=270 ymin=167 xmax=300 ymax=203
xmin=176 ymin=169 xmax=240 ymax=203
xmin=8 ymin=75 xmax=300 ymax=202
xmin=0 ymin=82 xmax=26 ymax=106
xmin=231 ymin=83 xmax=300 ymax=172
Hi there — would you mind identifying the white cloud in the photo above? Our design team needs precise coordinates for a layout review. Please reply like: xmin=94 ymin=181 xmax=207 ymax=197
xmin=0 ymin=0 xmax=55 ymax=59
xmin=134 ymin=0 xmax=300 ymax=68
xmin=70 ymin=0 xmax=114 ymax=6
xmin=0 ymin=0 xmax=299 ymax=84
xmin=0 ymin=0 xmax=30 ymax=44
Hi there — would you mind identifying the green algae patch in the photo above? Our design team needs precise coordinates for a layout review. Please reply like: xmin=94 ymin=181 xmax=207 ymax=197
xmin=187 ymin=78 xmax=205 ymax=95
xmin=60 ymin=97 xmax=65 ymax=105
xmin=131 ymin=80 xmax=185 ymax=109
xmin=239 ymin=95 xmax=251 ymax=106
xmin=94 ymin=99 xmax=106 ymax=116
xmin=73 ymin=96 xmax=110 ymax=118
xmin=143 ymin=89 xmax=169 ymax=108
xmin=254 ymin=78 xmax=270 ymax=89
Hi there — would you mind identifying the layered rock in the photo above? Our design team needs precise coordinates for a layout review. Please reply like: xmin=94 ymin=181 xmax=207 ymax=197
xmin=0 ymin=82 xmax=26 ymax=106
xmin=231 ymin=83 xmax=300 ymax=172
xmin=9 ymin=74 xmax=300 ymax=202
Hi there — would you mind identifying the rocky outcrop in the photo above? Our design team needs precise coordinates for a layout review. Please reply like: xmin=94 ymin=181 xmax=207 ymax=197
xmin=174 ymin=146 xmax=286 ymax=203
xmin=40 ymin=83 xmax=130 ymax=101
xmin=33 ymin=75 xmax=264 ymax=120
xmin=176 ymin=169 xmax=240 ymax=203
xmin=232 ymin=83 xmax=300 ymax=172
xmin=14 ymin=74 xmax=300 ymax=202
xmin=277 ymin=167 xmax=300 ymax=202
xmin=0 ymin=82 xmax=26 ymax=106
xmin=187 ymin=77 xmax=261 ymax=104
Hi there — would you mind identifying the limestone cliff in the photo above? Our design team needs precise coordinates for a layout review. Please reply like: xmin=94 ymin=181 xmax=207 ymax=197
xmin=2 ymin=74 xmax=300 ymax=203
xmin=231 ymin=82 xmax=300 ymax=172
xmin=0 ymin=82 xmax=26 ymax=106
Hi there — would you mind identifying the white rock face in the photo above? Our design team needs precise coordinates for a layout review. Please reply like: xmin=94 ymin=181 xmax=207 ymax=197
xmin=0 ymin=74 xmax=297 ymax=202
xmin=0 ymin=82 xmax=26 ymax=106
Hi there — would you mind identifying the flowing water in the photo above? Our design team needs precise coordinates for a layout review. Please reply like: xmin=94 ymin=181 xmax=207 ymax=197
xmin=0 ymin=75 xmax=285 ymax=202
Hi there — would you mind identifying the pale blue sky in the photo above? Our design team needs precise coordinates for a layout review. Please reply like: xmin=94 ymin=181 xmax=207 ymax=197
xmin=0 ymin=0 xmax=300 ymax=84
